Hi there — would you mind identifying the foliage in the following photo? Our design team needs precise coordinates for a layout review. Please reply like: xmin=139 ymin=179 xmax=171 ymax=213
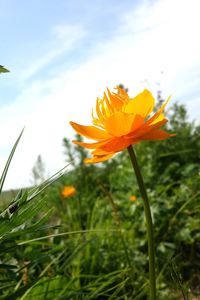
xmin=0 ymin=101 xmax=199 ymax=299
xmin=0 ymin=66 xmax=9 ymax=73
xmin=0 ymin=132 xmax=68 ymax=300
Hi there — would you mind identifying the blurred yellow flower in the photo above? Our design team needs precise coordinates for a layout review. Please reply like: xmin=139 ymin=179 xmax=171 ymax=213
xmin=70 ymin=87 xmax=175 ymax=164
xmin=130 ymin=195 xmax=137 ymax=201
xmin=61 ymin=186 xmax=76 ymax=198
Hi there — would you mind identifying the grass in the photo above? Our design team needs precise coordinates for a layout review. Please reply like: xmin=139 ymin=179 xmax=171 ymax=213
xmin=0 ymin=102 xmax=199 ymax=299
xmin=0 ymin=166 xmax=199 ymax=299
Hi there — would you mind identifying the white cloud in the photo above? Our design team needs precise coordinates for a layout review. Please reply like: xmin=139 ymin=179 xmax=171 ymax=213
xmin=1 ymin=0 xmax=199 ymax=190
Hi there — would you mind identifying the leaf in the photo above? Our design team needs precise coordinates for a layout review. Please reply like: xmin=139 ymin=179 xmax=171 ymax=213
xmin=0 ymin=128 xmax=24 ymax=195
xmin=0 ymin=65 xmax=10 ymax=73
xmin=0 ymin=195 xmax=47 ymax=238
xmin=0 ymin=163 xmax=70 ymax=239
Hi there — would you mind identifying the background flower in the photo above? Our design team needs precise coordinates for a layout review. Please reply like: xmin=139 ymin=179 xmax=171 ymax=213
xmin=130 ymin=195 xmax=137 ymax=201
xmin=61 ymin=185 xmax=76 ymax=198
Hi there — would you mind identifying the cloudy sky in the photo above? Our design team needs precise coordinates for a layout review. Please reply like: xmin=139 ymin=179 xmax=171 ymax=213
xmin=0 ymin=0 xmax=199 ymax=189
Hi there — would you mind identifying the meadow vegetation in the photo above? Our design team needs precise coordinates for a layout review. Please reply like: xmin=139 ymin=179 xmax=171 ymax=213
xmin=0 ymin=84 xmax=199 ymax=299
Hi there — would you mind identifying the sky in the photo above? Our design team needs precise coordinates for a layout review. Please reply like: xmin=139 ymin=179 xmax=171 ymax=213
xmin=0 ymin=0 xmax=200 ymax=190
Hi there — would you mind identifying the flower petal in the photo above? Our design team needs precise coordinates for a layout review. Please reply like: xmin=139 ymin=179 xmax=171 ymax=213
xmin=84 ymin=153 xmax=115 ymax=164
xmin=123 ymin=89 xmax=155 ymax=118
xmin=70 ymin=121 xmax=111 ymax=140
xmin=91 ymin=148 xmax=110 ymax=155
xmin=107 ymin=88 xmax=125 ymax=110
xmin=146 ymin=96 xmax=171 ymax=125
xmin=140 ymin=129 xmax=175 ymax=140
xmin=130 ymin=114 xmax=144 ymax=132
xmin=104 ymin=112 xmax=142 ymax=137
xmin=72 ymin=138 xmax=110 ymax=149
xmin=149 ymin=113 xmax=165 ymax=125
xmin=100 ymin=136 xmax=138 ymax=152
xmin=125 ymin=118 xmax=168 ymax=139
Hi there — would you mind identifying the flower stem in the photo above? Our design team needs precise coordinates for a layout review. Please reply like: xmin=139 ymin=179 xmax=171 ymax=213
xmin=127 ymin=145 xmax=156 ymax=300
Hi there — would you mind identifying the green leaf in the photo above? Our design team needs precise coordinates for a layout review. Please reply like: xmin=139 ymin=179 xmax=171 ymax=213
xmin=0 ymin=65 xmax=9 ymax=73
xmin=0 ymin=164 xmax=69 ymax=239
xmin=0 ymin=129 xmax=24 ymax=195
xmin=0 ymin=195 xmax=47 ymax=238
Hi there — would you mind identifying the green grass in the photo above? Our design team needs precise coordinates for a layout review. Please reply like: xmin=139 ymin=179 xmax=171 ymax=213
xmin=0 ymin=102 xmax=199 ymax=299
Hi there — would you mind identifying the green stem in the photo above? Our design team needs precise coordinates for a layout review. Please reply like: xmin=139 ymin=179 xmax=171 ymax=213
xmin=127 ymin=145 xmax=156 ymax=300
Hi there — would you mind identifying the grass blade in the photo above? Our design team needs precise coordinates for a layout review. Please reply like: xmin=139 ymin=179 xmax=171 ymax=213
xmin=0 ymin=129 xmax=24 ymax=194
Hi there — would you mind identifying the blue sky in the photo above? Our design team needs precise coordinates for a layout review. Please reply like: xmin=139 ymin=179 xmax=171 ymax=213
xmin=0 ymin=0 xmax=200 ymax=189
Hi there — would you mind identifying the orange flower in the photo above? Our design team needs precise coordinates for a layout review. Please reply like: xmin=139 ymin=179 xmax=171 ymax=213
xmin=130 ymin=195 xmax=137 ymax=201
xmin=61 ymin=186 xmax=76 ymax=198
xmin=70 ymin=87 xmax=175 ymax=164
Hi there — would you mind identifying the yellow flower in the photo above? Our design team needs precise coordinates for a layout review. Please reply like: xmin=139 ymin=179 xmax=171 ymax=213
xmin=130 ymin=195 xmax=137 ymax=201
xmin=70 ymin=87 xmax=175 ymax=164
xmin=61 ymin=186 xmax=76 ymax=198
